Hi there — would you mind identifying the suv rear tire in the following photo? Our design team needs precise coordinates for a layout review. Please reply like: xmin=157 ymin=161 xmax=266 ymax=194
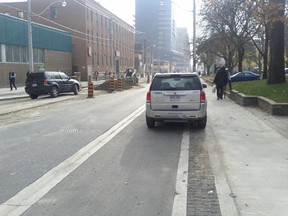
xmin=29 ymin=94 xmax=38 ymax=99
xmin=198 ymin=115 xmax=207 ymax=129
xmin=50 ymin=86 xmax=59 ymax=98
xmin=146 ymin=116 xmax=155 ymax=128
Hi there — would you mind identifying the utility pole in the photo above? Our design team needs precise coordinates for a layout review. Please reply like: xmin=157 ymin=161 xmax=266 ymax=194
xmin=192 ymin=0 xmax=196 ymax=72
xmin=27 ymin=0 xmax=34 ymax=73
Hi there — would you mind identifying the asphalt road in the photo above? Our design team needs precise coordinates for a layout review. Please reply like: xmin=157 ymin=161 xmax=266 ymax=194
xmin=0 ymin=84 xmax=195 ymax=216
xmin=1 ymin=79 xmax=288 ymax=216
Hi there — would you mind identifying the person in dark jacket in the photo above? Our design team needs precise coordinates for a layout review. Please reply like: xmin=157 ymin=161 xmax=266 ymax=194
xmin=9 ymin=71 xmax=17 ymax=90
xmin=213 ymin=66 xmax=228 ymax=100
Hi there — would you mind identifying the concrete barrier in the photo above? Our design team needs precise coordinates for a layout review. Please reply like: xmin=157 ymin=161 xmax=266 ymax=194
xmin=228 ymin=90 xmax=288 ymax=116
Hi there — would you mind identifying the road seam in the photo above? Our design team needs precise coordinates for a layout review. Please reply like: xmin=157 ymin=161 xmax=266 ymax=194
xmin=205 ymin=126 xmax=238 ymax=216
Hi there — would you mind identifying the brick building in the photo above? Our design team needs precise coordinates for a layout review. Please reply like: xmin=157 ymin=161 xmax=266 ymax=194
xmin=0 ymin=13 xmax=72 ymax=87
xmin=0 ymin=0 xmax=135 ymax=81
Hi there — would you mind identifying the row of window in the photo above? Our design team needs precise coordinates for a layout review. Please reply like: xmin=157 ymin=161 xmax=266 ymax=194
xmin=86 ymin=7 xmax=133 ymax=44
xmin=0 ymin=45 xmax=44 ymax=64
xmin=93 ymin=53 xmax=133 ymax=68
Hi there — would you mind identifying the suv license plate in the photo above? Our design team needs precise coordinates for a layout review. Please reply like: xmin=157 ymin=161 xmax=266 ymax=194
xmin=32 ymin=83 xmax=37 ymax=87
xmin=170 ymin=95 xmax=181 ymax=101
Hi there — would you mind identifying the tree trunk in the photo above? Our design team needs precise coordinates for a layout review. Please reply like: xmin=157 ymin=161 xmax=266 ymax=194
xmin=268 ymin=0 xmax=286 ymax=84
xmin=238 ymin=46 xmax=245 ymax=72
xmin=262 ymin=26 xmax=270 ymax=79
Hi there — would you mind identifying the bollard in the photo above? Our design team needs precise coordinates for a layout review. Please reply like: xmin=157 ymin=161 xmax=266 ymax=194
xmin=87 ymin=81 xmax=94 ymax=98
xmin=87 ymin=75 xmax=94 ymax=98
xmin=117 ymin=79 xmax=123 ymax=91
xmin=109 ymin=78 xmax=115 ymax=92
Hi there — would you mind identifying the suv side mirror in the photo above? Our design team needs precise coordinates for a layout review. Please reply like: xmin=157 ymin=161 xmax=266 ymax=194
xmin=202 ymin=83 xmax=207 ymax=88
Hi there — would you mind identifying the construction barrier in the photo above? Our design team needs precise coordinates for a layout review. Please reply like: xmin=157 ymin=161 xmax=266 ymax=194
xmin=117 ymin=79 xmax=123 ymax=91
xmin=87 ymin=81 xmax=94 ymax=98
xmin=109 ymin=79 xmax=115 ymax=92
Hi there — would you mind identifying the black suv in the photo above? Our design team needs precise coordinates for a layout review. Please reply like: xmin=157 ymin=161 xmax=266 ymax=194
xmin=25 ymin=71 xmax=80 ymax=99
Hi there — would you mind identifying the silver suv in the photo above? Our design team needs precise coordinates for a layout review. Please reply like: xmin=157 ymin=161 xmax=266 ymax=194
xmin=146 ymin=72 xmax=207 ymax=128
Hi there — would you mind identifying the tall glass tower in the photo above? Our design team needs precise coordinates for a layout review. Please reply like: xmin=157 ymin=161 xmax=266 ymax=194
xmin=135 ymin=0 xmax=176 ymax=61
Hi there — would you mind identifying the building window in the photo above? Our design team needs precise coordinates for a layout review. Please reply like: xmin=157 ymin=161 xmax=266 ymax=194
xmin=50 ymin=7 xmax=58 ymax=20
xmin=17 ymin=11 xmax=24 ymax=19
xmin=6 ymin=45 xmax=14 ymax=62
xmin=87 ymin=8 xmax=89 ymax=21
xmin=5 ymin=45 xmax=43 ymax=63
xmin=13 ymin=46 xmax=20 ymax=62
xmin=19 ymin=46 xmax=27 ymax=62
xmin=34 ymin=49 xmax=44 ymax=63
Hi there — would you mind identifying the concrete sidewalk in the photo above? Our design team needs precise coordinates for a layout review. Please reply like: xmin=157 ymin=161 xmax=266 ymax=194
xmin=204 ymin=82 xmax=288 ymax=216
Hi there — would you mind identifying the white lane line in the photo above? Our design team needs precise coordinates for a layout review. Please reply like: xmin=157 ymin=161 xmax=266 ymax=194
xmin=0 ymin=105 xmax=145 ymax=216
xmin=172 ymin=127 xmax=189 ymax=216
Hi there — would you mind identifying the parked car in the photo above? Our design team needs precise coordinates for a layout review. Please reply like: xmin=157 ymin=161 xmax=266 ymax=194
xmin=230 ymin=71 xmax=261 ymax=82
xmin=285 ymin=68 xmax=288 ymax=75
xmin=25 ymin=71 xmax=80 ymax=99
xmin=146 ymin=72 xmax=207 ymax=129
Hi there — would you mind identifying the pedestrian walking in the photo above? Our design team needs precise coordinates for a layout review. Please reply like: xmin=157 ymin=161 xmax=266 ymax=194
xmin=213 ymin=66 xmax=228 ymax=100
xmin=104 ymin=71 xmax=107 ymax=80
xmin=9 ymin=71 xmax=17 ymax=90
xmin=95 ymin=71 xmax=99 ymax=81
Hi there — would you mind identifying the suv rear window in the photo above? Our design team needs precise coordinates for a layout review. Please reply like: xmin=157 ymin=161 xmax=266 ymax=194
xmin=150 ymin=75 xmax=201 ymax=91
xmin=26 ymin=72 xmax=45 ymax=83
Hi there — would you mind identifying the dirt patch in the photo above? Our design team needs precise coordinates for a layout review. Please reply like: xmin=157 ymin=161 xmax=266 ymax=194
xmin=94 ymin=80 xmax=137 ymax=92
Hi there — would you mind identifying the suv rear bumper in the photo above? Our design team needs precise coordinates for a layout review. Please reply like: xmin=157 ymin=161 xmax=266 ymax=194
xmin=146 ymin=102 xmax=207 ymax=121
xmin=25 ymin=86 xmax=52 ymax=95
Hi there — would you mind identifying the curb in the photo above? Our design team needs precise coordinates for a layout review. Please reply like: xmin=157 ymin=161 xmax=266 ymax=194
xmin=228 ymin=90 xmax=288 ymax=116
xmin=0 ymin=95 xmax=29 ymax=101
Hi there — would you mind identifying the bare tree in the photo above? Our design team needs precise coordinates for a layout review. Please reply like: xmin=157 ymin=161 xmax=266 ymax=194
xmin=202 ymin=33 xmax=237 ymax=68
xmin=201 ymin=0 xmax=259 ymax=72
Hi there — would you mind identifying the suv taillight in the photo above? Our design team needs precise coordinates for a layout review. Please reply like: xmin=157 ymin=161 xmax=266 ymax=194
xmin=43 ymin=79 xmax=48 ymax=85
xmin=146 ymin=91 xmax=151 ymax=102
xmin=200 ymin=90 xmax=206 ymax=102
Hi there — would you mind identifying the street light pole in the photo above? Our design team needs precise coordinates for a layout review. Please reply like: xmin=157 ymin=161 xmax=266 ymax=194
xmin=27 ymin=0 xmax=34 ymax=73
